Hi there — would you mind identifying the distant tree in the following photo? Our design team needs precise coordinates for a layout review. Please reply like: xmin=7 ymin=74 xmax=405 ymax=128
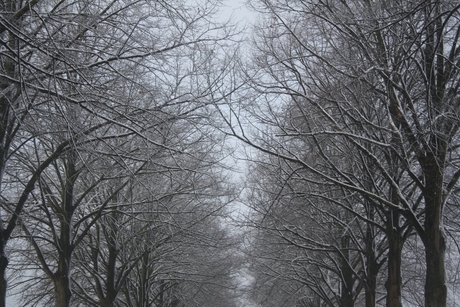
xmin=245 ymin=146 xmax=390 ymax=307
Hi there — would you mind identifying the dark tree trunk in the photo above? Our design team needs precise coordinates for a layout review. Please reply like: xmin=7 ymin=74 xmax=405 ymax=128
xmin=340 ymin=235 xmax=354 ymax=307
xmin=54 ymin=270 xmax=72 ymax=307
xmin=421 ymin=3 xmax=449 ymax=305
xmin=0 ymin=2 xmax=17 ymax=303
xmin=423 ymin=158 xmax=447 ymax=307
xmin=364 ymin=260 xmax=377 ymax=307
xmin=385 ymin=210 xmax=403 ymax=307
xmin=54 ymin=220 xmax=73 ymax=307
xmin=54 ymin=154 xmax=78 ymax=307
xmin=364 ymin=204 xmax=380 ymax=307
xmin=424 ymin=234 xmax=446 ymax=307
xmin=139 ymin=252 xmax=150 ymax=307
xmin=99 ymin=222 xmax=119 ymax=307
xmin=0 ymin=245 xmax=8 ymax=307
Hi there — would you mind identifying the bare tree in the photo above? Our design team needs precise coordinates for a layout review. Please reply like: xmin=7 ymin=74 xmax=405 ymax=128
xmin=245 ymin=146 xmax=391 ymax=307
xmin=224 ymin=1 xmax=460 ymax=306
xmin=0 ymin=0 xmax=237 ymax=305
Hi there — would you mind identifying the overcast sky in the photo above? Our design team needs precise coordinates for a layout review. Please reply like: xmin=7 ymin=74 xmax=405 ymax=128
xmin=219 ymin=0 xmax=255 ymax=25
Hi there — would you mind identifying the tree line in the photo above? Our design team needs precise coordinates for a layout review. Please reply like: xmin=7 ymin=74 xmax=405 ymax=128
xmin=2 ymin=0 xmax=460 ymax=307
xmin=227 ymin=1 xmax=460 ymax=307
xmin=0 ymin=0 xmax=240 ymax=306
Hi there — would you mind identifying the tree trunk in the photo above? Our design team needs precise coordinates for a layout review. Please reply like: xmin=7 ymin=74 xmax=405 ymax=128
xmin=424 ymin=235 xmax=446 ymax=307
xmin=139 ymin=252 xmax=150 ymax=307
xmin=421 ymin=3 xmax=448 ymax=304
xmin=340 ymin=235 xmax=354 ymax=307
xmin=54 ymin=154 xmax=77 ymax=307
xmin=0 ymin=1 xmax=17 ymax=303
xmin=0 ymin=245 xmax=8 ymax=307
xmin=423 ymin=162 xmax=447 ymax=307
xmin=385 ymin=210 xmax=403 ymax=307
xmin=364 ymin=204 xmax=379 ymax=307
xmin=365 ymin=262 xmax=377 ymax=307
xmin=99 ymin=224 xmax=118 ymax=307
xmin=54 ymin=221 xmax=73 ymax=307
xmin=54 ymin=271 xmax=72 ymax=307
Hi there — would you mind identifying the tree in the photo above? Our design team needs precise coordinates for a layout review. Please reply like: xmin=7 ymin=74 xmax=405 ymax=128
xmin=245 ymin=144 xmax=390 ymax=307
xmin=224 ymin=1 xmax=460 ymax=306
xmin=0 ymin=0 xmax=236 ymax=305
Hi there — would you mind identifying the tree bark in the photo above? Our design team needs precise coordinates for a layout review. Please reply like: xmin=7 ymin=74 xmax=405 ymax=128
xmin=423 ymin=159 xmax=447 ymax=307
xmin=364 ymin=261 xmax=377 ymax=307
xmin=53 ymin=154 xmax=78 ymax=307
xmin=99 ymin=222 xmax=119 ymax=307
xmin=385 ymin=210 xmax=403 ymax=307
xmin=340 ymin=235 xmax=354 ymax=307
xmin=364 ymin=203 xmax=380 ymax=307
xmin=0 ymin=247 xmax=8 ymax=307
xmin=0 ymin=2 xmax=17 ymax=303
xmin=424 ymin=234 xmax=446 ymax=307
xmin=54 ymin=271 xmax=72 ymax=307
xmin=54 ymin=220 xmax=73 ymax=307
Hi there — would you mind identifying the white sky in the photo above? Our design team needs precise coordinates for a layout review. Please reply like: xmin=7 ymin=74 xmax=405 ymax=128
xmin=219 ymin=0 xmax=255 ymax=25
